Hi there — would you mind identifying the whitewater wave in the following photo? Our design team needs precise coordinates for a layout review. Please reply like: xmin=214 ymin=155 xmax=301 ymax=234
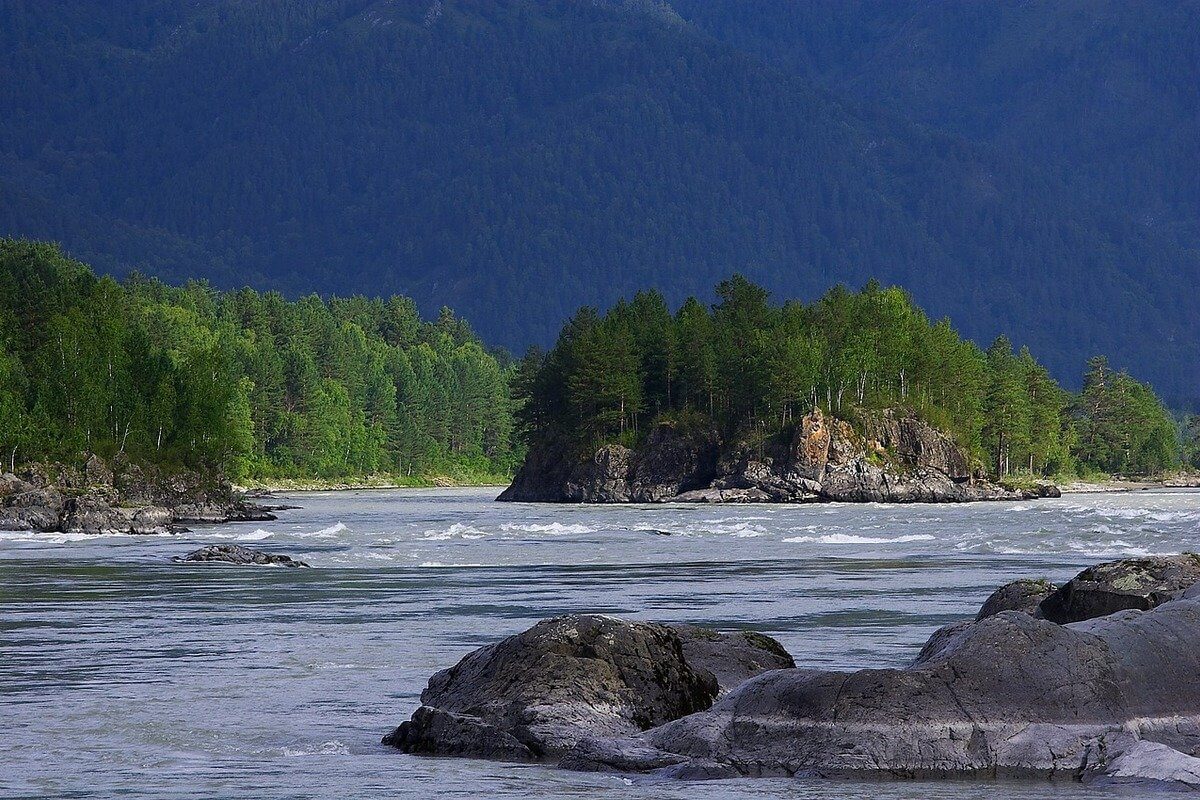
xmin=307 ymin=522 xmax=349 ymax=538
xmin=498 ymin=522 xmax=595 ymax=535
xmin=418 ymin=522 xmax=488 ymax=540
xmin=282 ymin=740 xmax=350 ymax=757
xmin=783 ymin=533 xmax=936 ymax=544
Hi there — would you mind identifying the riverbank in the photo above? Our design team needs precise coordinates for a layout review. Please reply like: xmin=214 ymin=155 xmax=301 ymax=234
xmin=238 ymin=473 xmax=511 ymax=493
xmin=1058 ymin=472 xmax=1200 ymax=494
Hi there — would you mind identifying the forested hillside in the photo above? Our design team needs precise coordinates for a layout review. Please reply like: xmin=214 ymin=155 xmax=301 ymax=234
xmin=1 ymin=0 xmax=1196 ymax=400
xmin=516 ymin=277 xmax=1181 ymax=478
xmin=0 ymin=240 xmax=516 ymax=482
xmin=674 ymin=0 xmax=1200 ymax=249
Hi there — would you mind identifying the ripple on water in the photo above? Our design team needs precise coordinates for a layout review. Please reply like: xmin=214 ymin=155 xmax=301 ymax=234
xmin=1 ymin=487 xmax=1198 ymax=798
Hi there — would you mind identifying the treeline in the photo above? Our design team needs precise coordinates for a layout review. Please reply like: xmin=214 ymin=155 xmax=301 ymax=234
xmin=516 ymin=276 xmax=1183 ymax=477
xmin=0 ymin=240 xmax=517 ymax=481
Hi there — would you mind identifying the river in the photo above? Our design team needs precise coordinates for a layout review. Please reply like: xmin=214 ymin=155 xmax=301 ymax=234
xmin=4 ymin=488 xmax=1199 ymax=798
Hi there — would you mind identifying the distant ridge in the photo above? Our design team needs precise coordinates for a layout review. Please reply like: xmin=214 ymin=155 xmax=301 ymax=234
xmin=1 ymin=0 xmax=1196 ymax=399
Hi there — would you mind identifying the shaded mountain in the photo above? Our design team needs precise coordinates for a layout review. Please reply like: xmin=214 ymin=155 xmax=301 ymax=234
xmin=1 ymin=0 xmax=1195 ymax=396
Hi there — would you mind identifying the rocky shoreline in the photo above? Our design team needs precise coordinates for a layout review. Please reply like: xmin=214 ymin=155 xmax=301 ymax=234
xmin=0 ymin=454 xmax=275 ymax=534
xmin=386 ymin=554 xmax=1200 ymax=791
xmin=499 ymin=408 xmax=1059 ymax=504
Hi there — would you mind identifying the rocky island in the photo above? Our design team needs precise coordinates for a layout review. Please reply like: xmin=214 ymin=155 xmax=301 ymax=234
xmin=386 ymin=554 xmax=1200 ymax=790
xmin=0 ymin=454 xmax=274 ymax=534
xmin=500 ymin=408 xmax=1059 ymax=504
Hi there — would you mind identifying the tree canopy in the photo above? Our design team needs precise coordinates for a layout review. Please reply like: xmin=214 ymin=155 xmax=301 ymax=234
xmin=0 ymin=240 xmax=517 ymax=481
xmin=516 ymin=277 xmax=1179 ymax=477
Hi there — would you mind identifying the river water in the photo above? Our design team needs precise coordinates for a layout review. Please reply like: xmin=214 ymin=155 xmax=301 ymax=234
xmin=4 ymin=488 xmax=1200 ymax=798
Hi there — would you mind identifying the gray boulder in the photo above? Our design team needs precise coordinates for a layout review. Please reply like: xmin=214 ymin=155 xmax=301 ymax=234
xmin=63 ymin=494 xmax=173 ymax=534
xmin=976 ymin=578 xmax=1057 ymax=620
xmin=859 ymin=409 xmax=970 ymax=480
xmin=0 ymin=487 xmax=65 ymax=531
xmin=172 ymin=543 xmax=308 ymax=567
xmin=1039 ymin=554 xmax=1200 ymax=623
xmin=669 ymin=625 xmax=794 ymax=694
xmin=383 ymin=616 xmax=795 ymax=763
xmin=1083 ymin=738 xmax=1200 ymax=791
xmin=568 ymin=599 xmax=1200 ymax=780
xmin=383 ymin=615 xmax=718 ymax=761
xmin=564 ymin=444 xmax=634 ymax=503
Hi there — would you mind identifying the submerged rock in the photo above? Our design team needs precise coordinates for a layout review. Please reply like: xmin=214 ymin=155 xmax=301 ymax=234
xmin=383 ymin=615 xmax=792 ymax=762
xmin=1039 ymin=554 xmax=1200 ymax=623
xmin=172 ymin=543 xmax=308 ymax=567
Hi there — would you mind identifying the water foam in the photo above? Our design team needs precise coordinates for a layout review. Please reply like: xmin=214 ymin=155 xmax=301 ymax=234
xmin=783 ymin=533 xmax=936 ymax=544
xmin=498 ymin=522 xmax=595 ymax=535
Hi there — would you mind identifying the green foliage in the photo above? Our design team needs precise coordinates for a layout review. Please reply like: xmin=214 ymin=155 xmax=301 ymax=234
xmin=0 ymin=240 xmax=517 ymax=480
xmin=1073 ymin=357 xmax=1179 ymax=476
xmin=518 ymin=276 xmax=1180 ymax=478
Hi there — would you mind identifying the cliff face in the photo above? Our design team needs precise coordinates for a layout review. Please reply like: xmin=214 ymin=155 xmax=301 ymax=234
xmin=498 ymin=409 xmax=1057 ymax=504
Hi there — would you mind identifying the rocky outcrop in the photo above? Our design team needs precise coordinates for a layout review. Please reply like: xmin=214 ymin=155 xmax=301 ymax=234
xmin=567 ymin=599 xmax=1200 ymax=782
xmin=859 ymin=408 xmax=970 ymax=479
xmin=0 ymin=455 xmax=274 ymax=534
xmin=500 ymin=409 xmax=1045 ymax=505
xmin=1039 ymin=554 xmax=1200 ymax=623
xmin=392 ymin=557 xmax=1200 ymax=791
xmin=172 ymin=543 xmax=308 ymax=567
xmin=383 ymin=615 xmax=792 ymax=761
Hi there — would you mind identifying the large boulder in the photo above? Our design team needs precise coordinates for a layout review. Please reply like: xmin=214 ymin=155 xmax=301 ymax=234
xmin=1039 ymin=554 xmax=1200 ymax=624
xmin=384 ymin=616 xmax=795 ymax=763
xmin=568 ymin=599 xmax=1200 ymax=780
xmin=383 ymin=615 xmax=719 ymax=761
xmin=172 ymin=544 xmax=308 ymax=567
xmin=976 ymin=578 xmax=1057 ymax=620
xmin=669 ymin=625 xmax=794 ymax=694
xmin=0 ymin=487 xmax=66 ymax=531
xmin=1083 ymin=738 xmax=1200 ymax=791
xmin=81 ymin=453 xmax=114 ymax=488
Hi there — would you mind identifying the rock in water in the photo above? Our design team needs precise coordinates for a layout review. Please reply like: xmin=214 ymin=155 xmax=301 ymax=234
xmin=384 ymin=615 xmax=717 ymax=761
xmin=0 ymin=454 xmax=277 ymax=534
xmin=1039 ymin=554 xmax=1200 ymax=623
xmin=383 ymin=615 xmax=794 ymax=762
xmin=1083 ymin=738 xmax=1200 ymax=791
xmin=976 ymin=578 xmax=1057 ymax=620
xmin=567 ymin=599 xmax=1200 ymax=780
xmin=669 ymin=625 xmax=795 ymax=694
xmin=172 ymin=544 xmax=308 ymax=567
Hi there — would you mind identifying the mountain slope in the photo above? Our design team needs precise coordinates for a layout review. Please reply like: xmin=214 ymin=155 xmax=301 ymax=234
xmin=0 ymin=0 xmax=1196 ymax=396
